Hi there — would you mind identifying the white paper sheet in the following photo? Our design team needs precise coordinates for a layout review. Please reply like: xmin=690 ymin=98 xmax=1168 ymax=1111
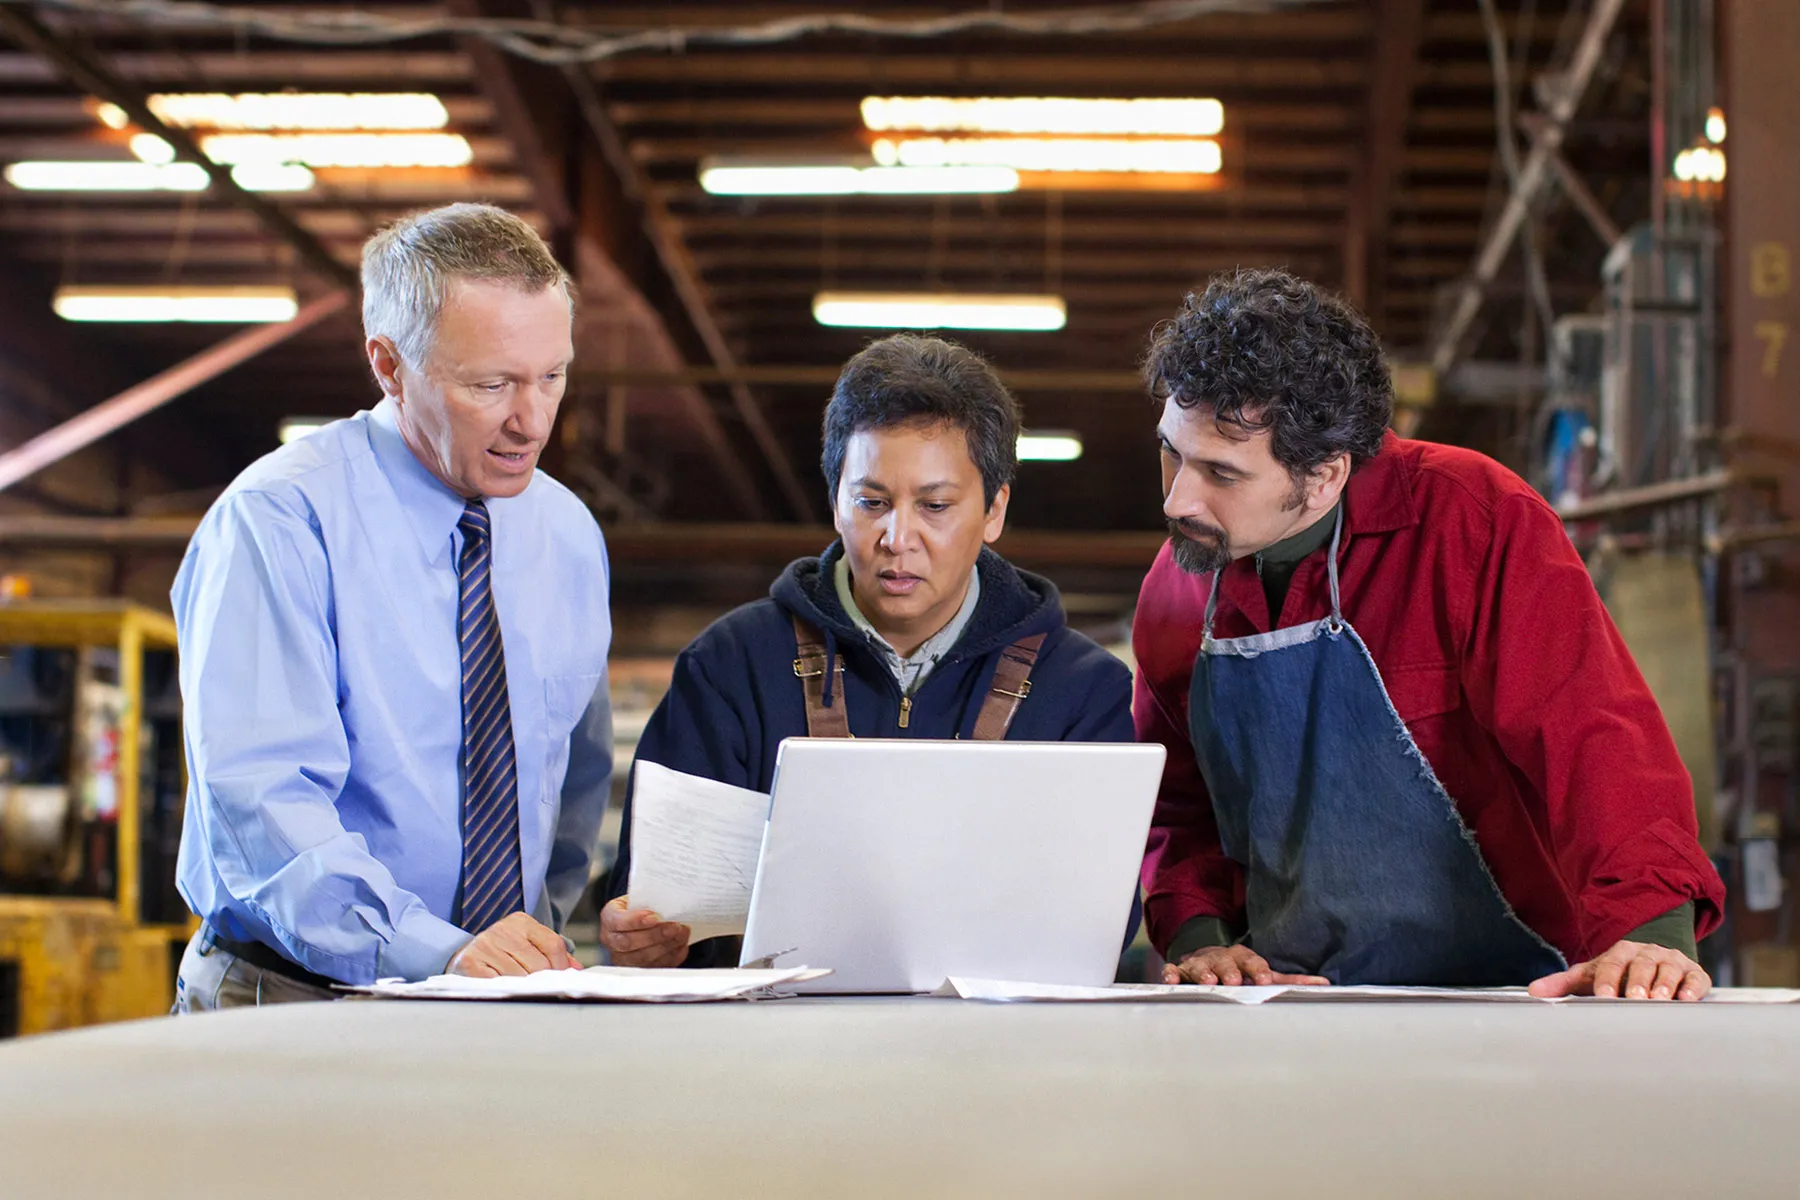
xmin=625 ymin=761 xmax=770 ymax=941
xmin=344 ymin=966 xmax=831 ymax=1003
xmin=937 ymin=978 xmax=1800 ymax=1005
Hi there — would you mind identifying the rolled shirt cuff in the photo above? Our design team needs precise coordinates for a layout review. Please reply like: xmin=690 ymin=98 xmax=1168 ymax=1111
xmin=1163 ymin=915 xmax=1239 ymax=966
xmin=376 ymin=911 xmax=474 ymax=982
xmin=1621 ymin=901 xmax=1697 ymax=960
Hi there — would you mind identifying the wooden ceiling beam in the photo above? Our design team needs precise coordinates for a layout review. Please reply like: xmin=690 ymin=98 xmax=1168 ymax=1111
xmin=695 ymin=250 xmax=1328 ymax=280
xmin=704 ymin=279 xmax=1301 ymax=306
xmin=594 ymin=55 xmax=1497 ymax=89
xmin=0 ymin=50 xmax=471 ymax=84
xmin=674 ymin=213 xmax=1348 ymax=244
xmin=664 ymin=181 xmax=1487 ymax=214
xmin=0 ymin=207 xmax=433 ymax=239
xmin=1344 ymin=0 xmax=1427 ymax=315
xmin=593 ymin=54 xmax=1376 ymax=88
xmin=567 ymin=7 xmax=1371 ymax=40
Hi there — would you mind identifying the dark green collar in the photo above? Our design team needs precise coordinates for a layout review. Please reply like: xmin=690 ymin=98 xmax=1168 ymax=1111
xmin=1256 ymin=499 xmax=1340 ymax=571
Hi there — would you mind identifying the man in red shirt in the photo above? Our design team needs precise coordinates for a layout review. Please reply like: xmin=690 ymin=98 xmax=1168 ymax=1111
xmin=1135 ymin=269 xmax=1726 ymax=1000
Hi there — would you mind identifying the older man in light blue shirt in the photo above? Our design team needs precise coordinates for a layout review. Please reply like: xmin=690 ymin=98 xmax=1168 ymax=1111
xmin=173 ymin=203 xmax=611 ymax=1009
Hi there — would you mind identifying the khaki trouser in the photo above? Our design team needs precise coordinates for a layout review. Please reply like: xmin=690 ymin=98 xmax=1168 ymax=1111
xmin=172 ymin=928 xmax=337 ymax=1013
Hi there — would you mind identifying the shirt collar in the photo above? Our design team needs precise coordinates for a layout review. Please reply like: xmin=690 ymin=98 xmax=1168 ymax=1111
xmin=834 ymin=556 xmax=982 ymax=666
xmin=367 ymin=398 xmax=468 ymax=562
xmin=1341 ymin=430 xmax=1419 ymax=537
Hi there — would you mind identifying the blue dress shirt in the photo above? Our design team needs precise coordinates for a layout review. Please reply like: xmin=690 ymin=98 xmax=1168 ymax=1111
xmin=173 ymin=399 xmax=613 ymax=983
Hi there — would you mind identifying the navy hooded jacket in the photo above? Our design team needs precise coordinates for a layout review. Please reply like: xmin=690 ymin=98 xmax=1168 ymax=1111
xmin=605 ymin=541 xmax=1138 ymax=966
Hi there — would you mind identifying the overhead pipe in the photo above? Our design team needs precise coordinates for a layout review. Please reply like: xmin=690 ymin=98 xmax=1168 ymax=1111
xmin=0 ymin=291 xmax=351 ymax=493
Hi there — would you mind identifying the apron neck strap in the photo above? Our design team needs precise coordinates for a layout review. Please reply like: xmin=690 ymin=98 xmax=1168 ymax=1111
xmin=1201 ymin=504 xmax=1346 ymax=640
xmin=1325 ymin=504 xmax=1344 ymax=624
xmin=1202 ymin=568 xmax=1223 ymax=639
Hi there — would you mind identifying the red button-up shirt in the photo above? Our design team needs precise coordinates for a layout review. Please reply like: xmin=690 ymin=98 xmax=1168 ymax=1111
xmin=1134 ymin=432 xmax=1725 ymax=961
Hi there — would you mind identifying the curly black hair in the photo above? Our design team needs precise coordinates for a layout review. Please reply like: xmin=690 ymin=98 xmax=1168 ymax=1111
xmin=822 ymin=333 xmax=1022 ymax=507
xmin=1143 ymin=268 xmax=1393 ymax=476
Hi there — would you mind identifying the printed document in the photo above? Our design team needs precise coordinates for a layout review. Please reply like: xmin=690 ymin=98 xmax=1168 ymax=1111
xmin=625 ymin=761 xmax=769 ymax=941
xmin=346 ymin=966 xmax=829 ymax=1003
xmin=935 ymin=978 xmax=1800 ymax=1004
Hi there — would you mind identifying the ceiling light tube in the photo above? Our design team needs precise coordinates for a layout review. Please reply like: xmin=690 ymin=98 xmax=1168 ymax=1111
xmin=877 ymin=136 xmax=1221 ymax=175
xmin=813 ymin=291 xmax=1066 ymax=332
xmin=699 ymin=159 xmax=1016 ymax=196
xmin=4 ymin=160 xmax=209 ymax=191
xmin=862 ymin=96 xmax=1224 ymax=137
xmin=98 ymin=92 xmax=450 ymax=131
xmin=228 ymin=162 xmax=316 ymax=191
xmin=195 ymin=132 xmax=473 ymax=169
xmin=53 ymin=285 xmax=301 ymax=323
xmin=1017 ymin=431 xmax=1084 ymax=462
xmin=4 ymin=159 xmax=311 ymax=193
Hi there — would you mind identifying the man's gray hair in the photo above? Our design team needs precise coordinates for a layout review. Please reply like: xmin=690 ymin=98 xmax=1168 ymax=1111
xmin=361 ymin=202 xmax=572 ymax=368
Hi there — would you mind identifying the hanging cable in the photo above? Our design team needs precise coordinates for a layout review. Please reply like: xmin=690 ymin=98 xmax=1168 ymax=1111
xmin=2 ymin=0 xmax=1342 ymax=65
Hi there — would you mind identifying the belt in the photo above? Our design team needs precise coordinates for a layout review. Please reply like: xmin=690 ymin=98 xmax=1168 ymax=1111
xmin=200 ymin=923 xmax=340 ymax=992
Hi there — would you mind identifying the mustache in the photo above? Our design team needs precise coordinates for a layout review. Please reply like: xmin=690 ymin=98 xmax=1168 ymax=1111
xmin=1166 ymin=517 xmax=1231 ymax=575
xmin=1167 ymin=517 xmax=1227 ymax=544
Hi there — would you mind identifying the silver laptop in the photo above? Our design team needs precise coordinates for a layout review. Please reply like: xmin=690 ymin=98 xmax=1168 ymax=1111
xmin=740 ymin=738 xmax=1166 ymax=993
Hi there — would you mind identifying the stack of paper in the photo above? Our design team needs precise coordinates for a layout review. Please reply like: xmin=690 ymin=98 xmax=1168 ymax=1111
xmin=935 ymin=978 xmax=1800 ymax=1004
xmin=344 ymin=965 xmax=829 ymax=1003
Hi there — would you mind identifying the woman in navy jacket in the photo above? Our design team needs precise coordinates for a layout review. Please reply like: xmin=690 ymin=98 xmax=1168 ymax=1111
xmin=600 ymin=334 xmax=1136 ymax=967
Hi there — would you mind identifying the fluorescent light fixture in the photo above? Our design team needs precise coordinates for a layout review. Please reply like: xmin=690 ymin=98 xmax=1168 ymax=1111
xmin=863 ymin=96 xmax=1224 ymax=137
xmin=195 ymin=132 xmax=473 ymax=168
xmin=279 ymin=416 xmax=333 ymax=444
xmin=228 ymin=162 xmax=316 ymax=191
xmin=53 ymin=285 xmax=300 ymax=323
xmin=813 ymin=291 xmax=1066 ymax=331
xmin=129 ymin=132 xmax=176 ymax=163
xmin=858 ymin=165 xmax=1020 ymax=194
xmin=5 ymin=160 xmax=208 ymax=191
xmin=98 ymin=93 xmax=450 ymax=131
xmin=698 ymin=159 xmax=1017 ymax=196
xmin=4 ymin=159 xmax=311 ymax=192
xmin=1017 ymin=431 xmax=1084 ymax=462
xmin=875 ymin=136 xmax=1221 ymax=175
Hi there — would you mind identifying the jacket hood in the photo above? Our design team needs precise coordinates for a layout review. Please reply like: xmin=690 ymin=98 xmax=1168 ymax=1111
xmin=770 ymin=541 xmax=1066 ymax=661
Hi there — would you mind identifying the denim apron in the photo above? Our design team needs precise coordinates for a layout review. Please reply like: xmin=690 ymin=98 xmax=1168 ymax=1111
xmin=1187 ymin=514 xmax=1566 ymax=986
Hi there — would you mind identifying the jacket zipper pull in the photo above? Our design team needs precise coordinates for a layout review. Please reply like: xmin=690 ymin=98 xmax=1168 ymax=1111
xmin=898 ymin=695 xmax=912 ymax=730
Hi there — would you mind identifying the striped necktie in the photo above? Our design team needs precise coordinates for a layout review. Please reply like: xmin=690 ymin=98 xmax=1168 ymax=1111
xmin=456 ymin=498 xmax=523 ymax=934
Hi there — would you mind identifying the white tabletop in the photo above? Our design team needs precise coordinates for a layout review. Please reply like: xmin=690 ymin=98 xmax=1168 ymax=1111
xmin=2 ymin=996 xmax=1797 ymax=1198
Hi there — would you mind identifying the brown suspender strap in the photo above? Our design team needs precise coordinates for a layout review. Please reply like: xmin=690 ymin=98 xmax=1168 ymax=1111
xmin=792 ymin=614 xmax=851 ymax=738
xmin=793 ymin=615 xmax=1045 ymax=740
xmin=970 ymin=633 xmax=1047 ymax=741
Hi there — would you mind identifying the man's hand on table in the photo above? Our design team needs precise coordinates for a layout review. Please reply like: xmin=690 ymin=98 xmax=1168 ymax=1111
xmin=599 ymin=896 xmax=691 ymax=968
xmin=1161 ymin=944 xmax=1330 ymax=987
xmin=1528 ymin=939 xmax=1711 ymax=1001
xmin=447 ymin=912 xmax=579 ymax=977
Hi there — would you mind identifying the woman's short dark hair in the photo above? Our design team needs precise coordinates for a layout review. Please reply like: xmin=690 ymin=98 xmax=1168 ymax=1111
xmin=821 ymin=333 xmax=1022 ymax=507
xmin=1143 ymin=268 xmax=1393 ymax=477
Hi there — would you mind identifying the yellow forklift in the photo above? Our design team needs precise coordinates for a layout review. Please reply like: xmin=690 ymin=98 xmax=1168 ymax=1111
xmin=0 ymin=602 xmax=189 ymax=1037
